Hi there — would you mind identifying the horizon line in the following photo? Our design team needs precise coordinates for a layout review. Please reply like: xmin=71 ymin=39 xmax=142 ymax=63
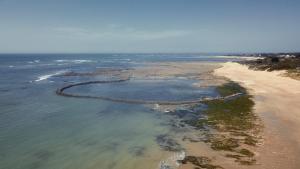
xmin=0 ymin=51 xmax=299 ymax=55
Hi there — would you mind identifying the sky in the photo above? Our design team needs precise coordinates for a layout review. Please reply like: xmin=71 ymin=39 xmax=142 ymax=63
xmin=0 ymin=0 xmax=299 ymax=53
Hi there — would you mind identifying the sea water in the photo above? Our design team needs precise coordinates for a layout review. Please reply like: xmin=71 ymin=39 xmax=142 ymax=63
xmin=0 ymin=54 xmax=246 ymax=169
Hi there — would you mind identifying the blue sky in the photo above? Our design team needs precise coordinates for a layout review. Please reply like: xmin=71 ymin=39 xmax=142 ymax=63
xmin=0 ymin=0 xmax=299 ymax=53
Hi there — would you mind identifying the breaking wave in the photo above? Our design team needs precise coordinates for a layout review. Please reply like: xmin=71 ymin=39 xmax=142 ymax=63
xmin=35 ymin=70 xmax=68 ymax=82
xmin=55 ymin=59 xmax=94 ymax=64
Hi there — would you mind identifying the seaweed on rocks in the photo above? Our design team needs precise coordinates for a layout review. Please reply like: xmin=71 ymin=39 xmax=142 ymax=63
xmin=174 ymin=82 xmax=261 ymax=168
xmin=225 ymin=152 xmax=256 ymax=165
xmin=210 ymin=137 xmax=239 ymax=151
xmin=202 ymin=94 xmax=255 ymax=131
xmin=216 ymin=82 xmax=247 ymax=97
xmin=178 ymin=156 xmax=224 ymax=169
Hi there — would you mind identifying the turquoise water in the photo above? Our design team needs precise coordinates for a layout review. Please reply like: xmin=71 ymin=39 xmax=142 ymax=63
xmin=0 ymin=54 xmax=245 ymax=169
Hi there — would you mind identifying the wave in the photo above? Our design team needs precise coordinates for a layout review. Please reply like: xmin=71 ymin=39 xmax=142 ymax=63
xmin=35 ymin=70 xmax=68 ymax=82
xmin=55 ymin=59 xmax=94 ymax=64
xmin=7 ymin=63 xmax=57 ymax=69
xmin=27 ymin=60 xmax=40 ymax=64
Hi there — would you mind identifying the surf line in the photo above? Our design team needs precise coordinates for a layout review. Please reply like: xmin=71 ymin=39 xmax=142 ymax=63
xmin=56 ymin=78 xmax=243 ymax=105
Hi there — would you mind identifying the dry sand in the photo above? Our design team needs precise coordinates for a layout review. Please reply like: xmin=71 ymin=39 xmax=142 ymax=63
xmin=214 ymin=62 xmax=300 ymax=169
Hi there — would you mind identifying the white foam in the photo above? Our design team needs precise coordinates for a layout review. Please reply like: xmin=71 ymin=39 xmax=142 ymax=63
xmin=35 ymin=70 xmax=67 ymax=82
xmin=159 ymin=151 xmax=185 ymax=169
xmin=55 ymin=59 xmax=94 ymax=64
xmin=27 ymin=60 xmax=40 ymax=64
xmin=113 ymin=58 xmax=131 ymax=61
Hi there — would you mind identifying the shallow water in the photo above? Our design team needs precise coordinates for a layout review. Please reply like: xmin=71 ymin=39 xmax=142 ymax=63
xmin=66 ymin=78 xmax=218 ymax=102
xmin=0 ymin=54 xmax=245 ymax=169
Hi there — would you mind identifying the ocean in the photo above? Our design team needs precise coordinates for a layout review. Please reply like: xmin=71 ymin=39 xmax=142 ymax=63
xmin=0 ymin=54 xmax=246 ymax=169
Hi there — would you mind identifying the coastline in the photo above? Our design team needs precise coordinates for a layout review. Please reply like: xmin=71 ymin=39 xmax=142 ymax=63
xmin=214 ymin=62 xmax=300 ymax=168
xmin=48 ymin=60 xmax=300 ymax=168
xmin=3 ymin=57 xmax=300 ymax=169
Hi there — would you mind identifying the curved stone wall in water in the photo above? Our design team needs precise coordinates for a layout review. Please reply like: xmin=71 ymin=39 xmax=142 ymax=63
xmin=56 ymin=77 xmax=243 ymax=105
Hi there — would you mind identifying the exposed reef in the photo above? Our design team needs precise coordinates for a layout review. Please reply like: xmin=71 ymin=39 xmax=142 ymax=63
xmin=128 ymin=146 xmax=147 ymax=157
xmin=171 ymin=82 xmax=262 ymax=168
xmin=156 ymin=134 xmax=183 ymax=152
xmin=179 ymin=156 xmax=224 ymax=169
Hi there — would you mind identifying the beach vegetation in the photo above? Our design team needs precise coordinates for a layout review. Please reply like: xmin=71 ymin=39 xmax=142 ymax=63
xmin=216 ymin=82 xmax=246 ymax=97
xmin=243 ymin=55 xmax=300 ymax=74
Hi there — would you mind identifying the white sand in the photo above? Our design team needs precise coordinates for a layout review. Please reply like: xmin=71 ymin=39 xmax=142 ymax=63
xmin=214 ymin=62 xmax=300 ymax=169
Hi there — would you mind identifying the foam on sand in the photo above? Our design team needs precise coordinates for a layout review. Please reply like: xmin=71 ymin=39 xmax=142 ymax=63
xmin=159 ymin=151 xmax=185 ymax=169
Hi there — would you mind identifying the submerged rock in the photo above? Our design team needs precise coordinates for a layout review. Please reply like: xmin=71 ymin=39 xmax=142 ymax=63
xmin=33 ymin=150 xmax=54 ymax=161
xmin=156 ymin=134 xmax=183 ymax=152
xmin=128 ymin=146 xmax=146 ymax=157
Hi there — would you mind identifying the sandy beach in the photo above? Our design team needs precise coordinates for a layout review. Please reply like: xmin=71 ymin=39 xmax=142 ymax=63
xmin=214 ymin=62 xmax=300 ymax=169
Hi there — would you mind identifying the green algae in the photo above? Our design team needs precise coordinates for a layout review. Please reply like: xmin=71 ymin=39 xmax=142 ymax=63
xmin=210 ymin=137 xmax=239 ymax=151
xmin=200 ymin=81 xmax=257 ymax=132
xmin=179 ymin=156 xmax=224 ymax=169
xmin=244 ymin=135 xmax=258 ymax=146
xmin=225 ymin=153 xmax=256 ymax=165
xmin=216 ymin=82 xmax=247 ymax=97
xmin=238 ymin=148 xmax=254 ymax=157
xmin=203 ymin=97 xmax=255 ymax=131
xmin=178 ymin=82 xmax=261 ymax=169
xmin=195 ymin=82 xmax=260 ymax=166
xmin=225 ymin=148 xmax=255 ymax=165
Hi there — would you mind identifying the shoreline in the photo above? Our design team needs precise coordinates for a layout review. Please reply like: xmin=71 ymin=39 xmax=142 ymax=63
xmin=213 ymin=62 xmax=300 ymax=168
xmin=53 ymin=60 xmax=300 ymax=168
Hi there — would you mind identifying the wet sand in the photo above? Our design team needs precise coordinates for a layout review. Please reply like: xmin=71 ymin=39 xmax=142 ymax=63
xmin=214 ymin=62 xmax=300 ymax=169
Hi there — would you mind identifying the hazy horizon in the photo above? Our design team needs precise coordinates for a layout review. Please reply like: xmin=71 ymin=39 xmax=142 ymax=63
xmin=0 ymin=0 xmax=299 ymax=53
